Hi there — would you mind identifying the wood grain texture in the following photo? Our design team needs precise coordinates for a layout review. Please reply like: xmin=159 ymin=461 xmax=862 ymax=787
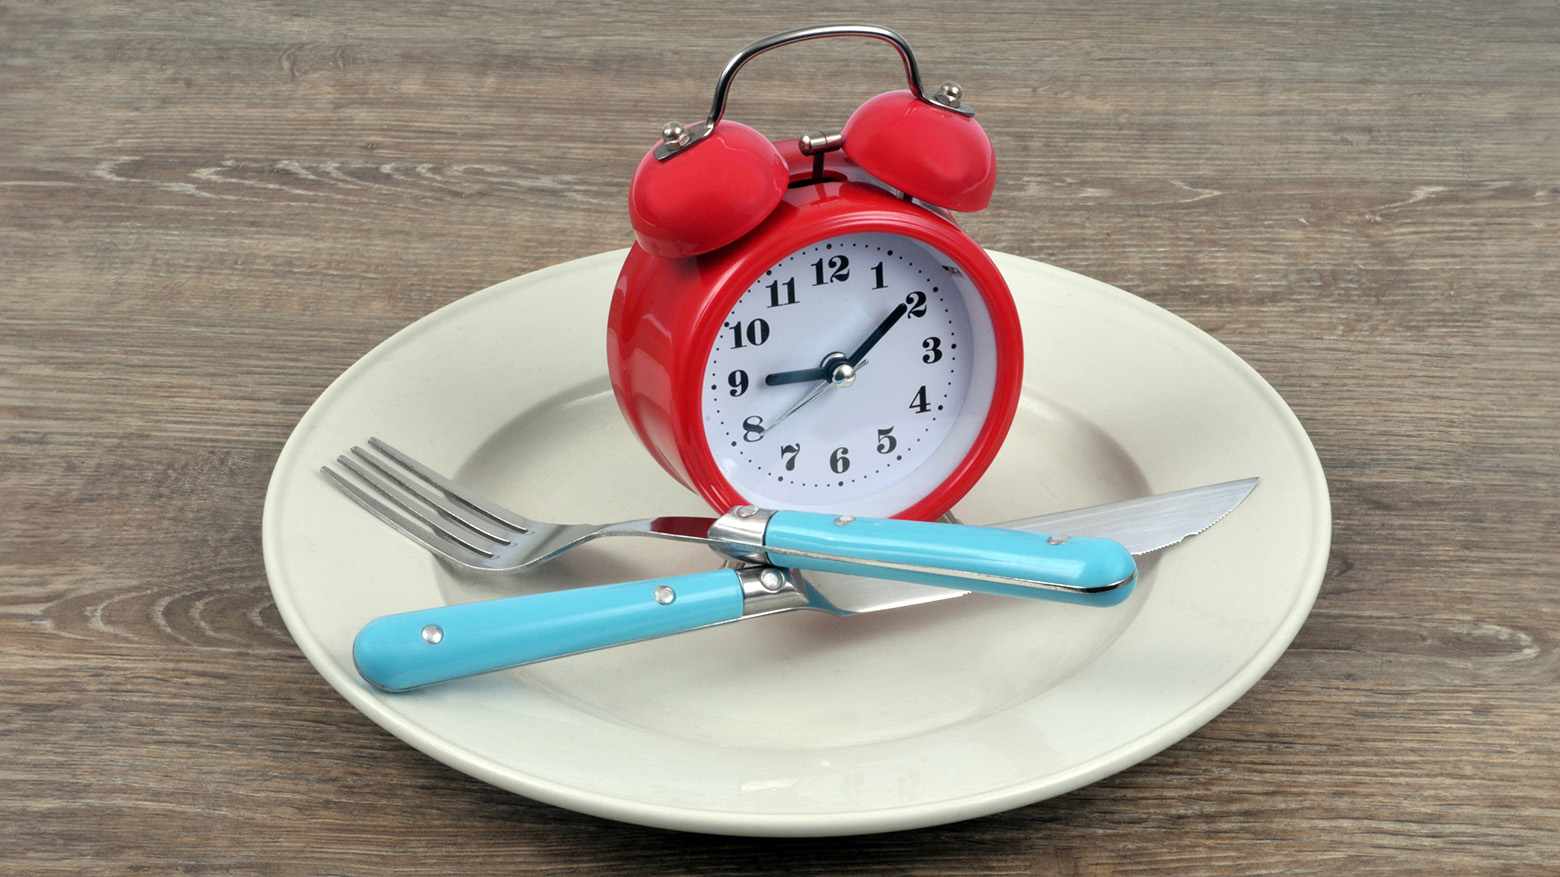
xmin=2 ymin=0 xmax=1557 ymax=873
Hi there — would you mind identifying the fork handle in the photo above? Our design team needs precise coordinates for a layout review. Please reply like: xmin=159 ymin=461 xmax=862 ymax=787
xmin=353 ymin=570 xmax=747 ymax=691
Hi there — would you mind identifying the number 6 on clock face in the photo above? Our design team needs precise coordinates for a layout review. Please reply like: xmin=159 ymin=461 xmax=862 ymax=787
xmin=702 ymin=233 xmax=1002 ymax=516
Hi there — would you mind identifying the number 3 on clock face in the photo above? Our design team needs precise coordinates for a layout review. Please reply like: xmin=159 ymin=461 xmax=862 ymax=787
xmin=701 ymin=232 xmax=1004 ymax=516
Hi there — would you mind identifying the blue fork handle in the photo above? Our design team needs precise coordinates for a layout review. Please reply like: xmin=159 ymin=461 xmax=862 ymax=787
xmin=354 ymin=517 xmax=1137 ymax=690
xmin=760 ymin=510 xmax=1137 ymax=604
xmin=353 ymin=570 xmax=745 ymax=691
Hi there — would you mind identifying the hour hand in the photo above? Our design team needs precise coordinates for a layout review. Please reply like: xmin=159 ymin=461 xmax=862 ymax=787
xmin=766 ymin=364 xmax=830 ymax=386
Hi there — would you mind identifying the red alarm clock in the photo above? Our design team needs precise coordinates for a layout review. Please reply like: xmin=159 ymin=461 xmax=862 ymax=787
xmin=607 ymin=24 xmax=1023 ymax=521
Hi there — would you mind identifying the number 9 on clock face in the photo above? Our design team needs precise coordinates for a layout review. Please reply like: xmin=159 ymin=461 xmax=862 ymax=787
xmin=701 ymin=232 xmax=1004 ymax=516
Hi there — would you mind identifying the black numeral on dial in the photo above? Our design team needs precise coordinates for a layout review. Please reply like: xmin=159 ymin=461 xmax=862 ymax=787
xmin=766 ymin=278 xmax=797 ymax=308
xmin=727 ymin=319 xmax=770 ymax=348
xmin=742 ymin=416 xmax=765 ymax=442
xmin=812 ymin=255 xmax=850 ymax=285
xmin=921 ymin=337 xmax=943 ymax=363
xmin=781 ymin=443 xmax=801 ymax=471
xmin=829 ymin=446 xmax=851 ymax=474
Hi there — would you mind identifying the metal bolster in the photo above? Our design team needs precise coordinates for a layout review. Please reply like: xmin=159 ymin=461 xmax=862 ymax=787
xmin=706 ymin=505 xmax=774 ymax=565
xmin=733 ymin=566 xmax=810 ymax=618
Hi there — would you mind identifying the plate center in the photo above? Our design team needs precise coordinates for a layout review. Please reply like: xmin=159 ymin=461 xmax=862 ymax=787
xmin=438 ymin=380 xmax=1153 ymax=749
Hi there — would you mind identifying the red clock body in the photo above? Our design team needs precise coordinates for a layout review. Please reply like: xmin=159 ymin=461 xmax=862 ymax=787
xmin=607 ymin=141 xmax=1023 ymax=520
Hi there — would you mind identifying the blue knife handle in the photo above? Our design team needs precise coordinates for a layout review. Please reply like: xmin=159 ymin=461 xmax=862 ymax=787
xmin=353 ymin=569 xmax=745 ymax=691
xmin=761 ymin=511 xmax=1137 ymax=606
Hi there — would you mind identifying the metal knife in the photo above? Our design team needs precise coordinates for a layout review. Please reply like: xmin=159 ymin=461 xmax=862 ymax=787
xmin=353 ymin=478 xmax=1258 ymax=691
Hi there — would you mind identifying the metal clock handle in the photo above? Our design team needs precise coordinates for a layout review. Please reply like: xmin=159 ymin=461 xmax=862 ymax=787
xmin=654 ymin=23 xmax=973 ymax=161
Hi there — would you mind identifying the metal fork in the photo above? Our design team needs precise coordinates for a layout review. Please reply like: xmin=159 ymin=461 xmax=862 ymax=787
xmin=322 ymin=438 xmax=1143 ymax=600
xmin=321 ymin=438 xmax=723 ymax=571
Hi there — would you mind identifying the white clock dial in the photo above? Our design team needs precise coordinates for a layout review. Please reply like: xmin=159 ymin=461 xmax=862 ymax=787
xmin=701 ymin=232 xmax=1001 ymax=516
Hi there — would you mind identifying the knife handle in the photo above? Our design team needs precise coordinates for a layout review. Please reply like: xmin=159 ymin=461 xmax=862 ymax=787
xmin=353 ymin=569 xmax=745 ymax=691
xmin=760 ymin=511 xmax=1137 ymax=606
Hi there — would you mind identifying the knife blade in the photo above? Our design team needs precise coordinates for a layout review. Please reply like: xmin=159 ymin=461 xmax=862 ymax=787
xmin=353 ymin=478 xmax=1258 ymax=691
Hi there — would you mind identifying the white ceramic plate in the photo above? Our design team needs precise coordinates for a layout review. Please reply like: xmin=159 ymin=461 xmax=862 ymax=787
xmin=262 ymin=250 xmax=1329 ymax=836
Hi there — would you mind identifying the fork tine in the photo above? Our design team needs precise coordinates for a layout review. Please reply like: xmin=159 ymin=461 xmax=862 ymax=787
xmin=343 ymin=446 xmax=514 ymax=544
xmin=321 ymin=464 xmax=498 ymax=565
xmin=367 ymin=437 xmax=535 ymax=533
xmin=334 ymin=451 xmax=511 ymax=555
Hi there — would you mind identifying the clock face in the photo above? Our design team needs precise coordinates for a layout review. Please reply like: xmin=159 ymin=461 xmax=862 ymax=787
xmin=700 ymin=232 xmax=1002 ymax=516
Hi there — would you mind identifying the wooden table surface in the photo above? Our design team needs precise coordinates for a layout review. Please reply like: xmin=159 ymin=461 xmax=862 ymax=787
xmin=4 ymin=1 xmax=1557 ymax=873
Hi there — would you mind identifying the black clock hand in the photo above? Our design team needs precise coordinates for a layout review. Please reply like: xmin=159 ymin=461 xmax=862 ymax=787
xmin=764 ymin=303 xmax=908 ymax=386
xmin=845 ymin=302 xmax=908 ymax=366
xmin=765 ymin=364 xmax=830 ymax=386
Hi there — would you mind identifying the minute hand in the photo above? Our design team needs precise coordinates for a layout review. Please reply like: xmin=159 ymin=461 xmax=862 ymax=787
xmin=845 ymin=302 xmax=908 ymax=365
xmin=765 ymin=303 xmax=909 ymax=386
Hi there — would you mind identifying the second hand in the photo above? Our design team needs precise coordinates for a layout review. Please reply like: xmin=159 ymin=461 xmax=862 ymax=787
xmin=757 ymin=354 xmax=866 ymax=437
